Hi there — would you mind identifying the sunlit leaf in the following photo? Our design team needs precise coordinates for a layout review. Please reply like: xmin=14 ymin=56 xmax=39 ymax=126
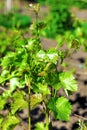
xmin=36 ymin=49 xmax=58 ymax=63
xmin=47 ymin=97 xmax=72 ymax=121
xmin=55 ymin=97 xmax=72 ymax=121
xmin=10 ymin=78 xmax=19 ymax=92
xmin=2 ymin=115 xmax=20 ymax=130
xmin=30 ymin=93 xmax=43 ymax=109
xmin=11 ymin=91 xmax=28 ymax=114
xmin=10 ymin=77 xmax=25 ymax=93
xmin=59 ymin=72 xmax=78 ymax=95
xmin=36 ymin=83 xmax=50 ymax=95
xmin=0 ymin=116 xmax=4 ymax=126
xmin=0 ymin=96 xmax=7 ymax=110
xmin=27 ymin=39 xmax=35 ymax=50
xmin=35 ymin=122 xmax=49 ymax=130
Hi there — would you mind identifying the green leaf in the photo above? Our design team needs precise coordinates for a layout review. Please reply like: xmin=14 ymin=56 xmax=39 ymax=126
xmin=2 ymin=90 xmax=11 ymax=98
xmin=30 ymin=93 xmax=43 ymax=109
xmin=11 ymin=91 xmax=28 ymax=114
xmin=77 ymin=120 xmax=87 ymax=130
xmin=47 ymin=97 xmax=72 ymax=121
xmin=36 ymin=49 xmax=58 ymax=63
xmin=55 ymin=97 xmax=72 ymax=121
xmin=2 ymin=115 xmax=20 ymax=130
xmin=0 ymin=96 xmax=7 ymax=110
xmin=47 ymin=97 xmax=57 ymax=114
xmin=59 ymin=72 xmax=78 ymax=95
xmin=35 ymin=122 xmax=49 ymax=130
xmin=36 ymin=50 xmax=46 ymax=61
xmin=47 ymin=48 xmax=58 ymax=63
xmin=1 ymin=52 xmax=15 ymax=70
xmin=27 ymin=39 xmax=35 ymax=50
xmin=10 ymin=77 xmax=24 ymax=93
xmin=10 ymin=78 xmax=19 ymax=92
xmin=0 ymin=116 xmax=3 ymax=126
xmin=46 ymin=72 xmax=60 ymax=91
xmin=53 ymin=83 xmax=61 ymax=91
xmin=51 ymin=73 xmax=60 ymax=90
xmin=1 ymin=70 xmax=9 ymax=78
xmin=36 ymin=83 xmax=50 ymax=95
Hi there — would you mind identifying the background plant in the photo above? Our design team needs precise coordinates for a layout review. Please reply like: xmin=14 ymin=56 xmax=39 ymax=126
xmin=41 ymin=0 xmax=74 ymax=38
xmin=76 ymin=120 xmax=87 ymax=130
xmin=37 ymin=0 xmax=87 ymax=42
xmin=37 ymin=0 xmax=87 ymax=9
xmin=0 ymin=26 xmax=29 ymax=57
xmin=0 ymin=11 xmax=31 ymax=28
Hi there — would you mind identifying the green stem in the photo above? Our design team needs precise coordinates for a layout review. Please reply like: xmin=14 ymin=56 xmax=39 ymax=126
xmin=35 ymin=12 xmax=39 ymax=40
xmin=0 ymin=72 xmax=21 ymax=84
xmin=28 ymin=83 xmax=31 ymax=130
xmin=0 ymin=76 xmax=14 ymax=84
xmin=0 ymin=86 xmax=6 ymax=91
xmin=46 ymin=107 xmax=50 ymax=130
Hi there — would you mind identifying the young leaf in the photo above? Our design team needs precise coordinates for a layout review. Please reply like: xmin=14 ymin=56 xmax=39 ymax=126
xmin=47 ymin=48 xmax=59 ymax=63
xmin=11 ymin=91 xmax=28 ymax=114
xmin=36 ymin=83 xmax=50 ymax=95
xmin=2 ymin=115 xmax=20 ymax=130
xmin=10 ymin=78 xmax=20 ymax=92
xmin=30 ymin=93 xmax=43 ymax=109
xmin=27 ymin=39 xmax=35 ymax=51
xmin=35 ymin=122 xmax=48 ymax=130
xmin=36 ymin=49 xmax=58 ymax=63
xmin=0 ymin=96 xmax=7 ymax=110
xmin=2 ymin=90 xmax=11 ymax=98
xmin=36 ymin=50 xmax=46 ymax=62
xmin=0 ymin=116 xmax=3 ymax=126
xmin=59 ymin=72 xmax=78 ymax=95
xmin=1 ymin=70 xmax=9 ymax=78
xmin=1 ymin=52 xmax=15 ymax=70
xmin=10 ymin=77 xmax=25 ymax=93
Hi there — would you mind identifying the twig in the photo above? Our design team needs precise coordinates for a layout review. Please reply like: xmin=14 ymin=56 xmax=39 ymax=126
xmin=0 ymin=86 xmax=6 ymax=91
xmin=20 ymin=123 xmax=27 ymax=130
xmin=76 ymin=71 xmax=87 ymax=75
xmin=74 ymin=114 xmax=87 ymax=121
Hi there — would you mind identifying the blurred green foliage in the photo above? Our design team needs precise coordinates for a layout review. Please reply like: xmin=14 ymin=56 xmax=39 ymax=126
xmin=0 ymin=27 xmax=27 ymax=57
xmin=37 ymin=0 xmax=74 ymax=38
xmin=37 ymin=0 xmax=87 ymax=38
xmin=76 ymin=120 xmax=87 ymax=130
xmin=43 ymin=2 xmax=73 ymax=38
xmin=38 ymin=0 xmax=87 ymax=9
xmin=36 ymin=0 xmax=87 ymax=53
xmin=0 ymin=12 xmax=31 ymax=28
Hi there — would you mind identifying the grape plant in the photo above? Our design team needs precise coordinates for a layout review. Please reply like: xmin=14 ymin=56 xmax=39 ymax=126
xmin=0 ymin=4 xmax=79 ymax=130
